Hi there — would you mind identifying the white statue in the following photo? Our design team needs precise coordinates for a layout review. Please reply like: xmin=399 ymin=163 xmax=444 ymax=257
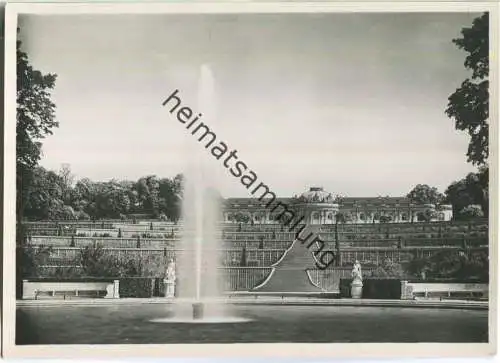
xmin=352 ymin=260 xmax=363 ymax=283
xmin=351 ymin=260 xmax=363 ymax=298
xmin=164 ymin=258 xmax=176 ymax=298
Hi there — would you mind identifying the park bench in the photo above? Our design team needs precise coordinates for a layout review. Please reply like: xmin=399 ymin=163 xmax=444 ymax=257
xmin=22 ymin=280 xmax=120 ymax=300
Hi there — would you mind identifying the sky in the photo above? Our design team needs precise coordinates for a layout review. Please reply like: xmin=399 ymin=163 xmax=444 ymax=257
xmin=19 ymin=12 xmax=480 ymax=198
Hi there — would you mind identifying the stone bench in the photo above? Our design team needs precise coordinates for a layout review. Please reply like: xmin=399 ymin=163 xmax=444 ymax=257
xmin=22 ymin=280 xmax=120 ymax=300
xmin=400 ymin=281 xmax=488 ymax=300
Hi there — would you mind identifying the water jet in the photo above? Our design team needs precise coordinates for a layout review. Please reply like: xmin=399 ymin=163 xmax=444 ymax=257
xmin=169 ymin=64 xmax=234 ymax=322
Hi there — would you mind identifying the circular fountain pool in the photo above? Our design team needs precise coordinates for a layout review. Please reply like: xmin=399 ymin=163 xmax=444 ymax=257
xmin=16 ymin=302 xmax=487 ymax=344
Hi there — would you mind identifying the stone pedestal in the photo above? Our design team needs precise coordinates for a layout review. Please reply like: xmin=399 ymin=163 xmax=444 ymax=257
xmin=400 ymin=280 xmax=414 ymax=300
xmin=351 ymin=280 xmax=363 ymax=299
xmin=105 ymin=280 xmax=120 ymax=299
xmin=164 ymin=279 xmax=176 ymax=298
xmin=192 ymin=303 xmax=204 ymax=320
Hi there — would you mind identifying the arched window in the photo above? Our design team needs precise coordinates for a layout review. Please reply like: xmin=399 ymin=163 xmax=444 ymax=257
xmin=327 ymin=213 xmax=333 ymax=220
xmin=359 ymin=213 xmax=366 ymax=221
xmin=311 ymin=211 xmax=320 ymax=224
xmin=438 ymin=212 xmax=445 ymax=221
xmin=401 ymin=213 xmax=408 ymax=221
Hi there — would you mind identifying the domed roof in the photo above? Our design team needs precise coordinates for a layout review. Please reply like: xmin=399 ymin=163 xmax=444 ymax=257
xmin=296 ymin=187 xmax=336 ymax=204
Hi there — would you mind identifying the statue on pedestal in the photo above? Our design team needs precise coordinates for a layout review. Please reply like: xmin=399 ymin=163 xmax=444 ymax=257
xmin=351 ymin=260 xmax=363 ymax=299
xmin=164 ymin=258 xmax=176 ymax=298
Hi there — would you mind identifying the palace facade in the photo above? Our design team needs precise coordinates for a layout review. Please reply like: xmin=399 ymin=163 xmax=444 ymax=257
xmin=222 ymin=187 xmax=453 ymax=225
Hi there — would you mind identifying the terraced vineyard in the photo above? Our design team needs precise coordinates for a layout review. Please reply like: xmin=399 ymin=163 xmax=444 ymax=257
xmin=19 ymin=219 xmax=489 ymax=292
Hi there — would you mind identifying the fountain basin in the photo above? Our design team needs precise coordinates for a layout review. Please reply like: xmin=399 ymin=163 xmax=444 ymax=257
xmin=16 ymin=303 xmax=488 ymax=343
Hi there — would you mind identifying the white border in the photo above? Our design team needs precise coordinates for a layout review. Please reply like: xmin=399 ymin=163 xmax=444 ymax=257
xmin=3 ymin=1 xmax=499 ymax=359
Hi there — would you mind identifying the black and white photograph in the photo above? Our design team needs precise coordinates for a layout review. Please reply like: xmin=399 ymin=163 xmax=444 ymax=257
xmin=2 ymin=2 xmax=497 ymax=359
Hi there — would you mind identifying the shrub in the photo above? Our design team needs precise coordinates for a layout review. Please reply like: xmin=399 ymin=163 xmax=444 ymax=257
xmin=379 ymin=216 xmax=392 ymax=224
xmin=17 ymin=244 xmax=53 ymax=278
xmin=78 ymin=245 xmax=141 ymax=278
xmin=371 ymin=258 xmax=406 ymax=279
xmin=46 ymin=265 xmax=82 ymax=279
xmin=460 ymin=205 xmax=484 ymax=219
xmin=404 ymin=249 xmax=488 ymax=282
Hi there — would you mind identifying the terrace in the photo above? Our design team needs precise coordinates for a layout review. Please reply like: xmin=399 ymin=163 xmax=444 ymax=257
xmin=19 ymin=220 xmax=488 ymax=291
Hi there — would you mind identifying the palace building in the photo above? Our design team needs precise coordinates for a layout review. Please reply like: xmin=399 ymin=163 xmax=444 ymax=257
xmin=222 ymin=187 xmax=453 ymax=225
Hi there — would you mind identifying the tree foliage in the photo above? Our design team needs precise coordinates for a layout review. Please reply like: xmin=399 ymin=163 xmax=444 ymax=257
xmin=17 ymin=37 xmax=58 ymax=170
xmin=445 ymin=13 xmax=489 ymax=166
xmin=16 ymin=34 xmax=59 ymax=243
xmin=459 ymin=204 xmax=484 ymax=219
xmin=444 ymin=167 xmax=488 ymax=218
xmin=78 ymin=245 xmax=141 ymax=278
xmin=22 ymin=164 xmax=184 ymax=222
xmin=407 ymin=184 xmax=444 ymax=205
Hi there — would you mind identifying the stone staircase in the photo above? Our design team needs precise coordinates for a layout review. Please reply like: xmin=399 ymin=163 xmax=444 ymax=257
xmin=252 ymin=226 xmax=324 ymax=293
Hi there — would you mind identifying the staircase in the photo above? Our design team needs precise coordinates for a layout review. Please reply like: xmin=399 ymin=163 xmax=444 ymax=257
xmin=253 ymin=226 xmax=324 ymax=293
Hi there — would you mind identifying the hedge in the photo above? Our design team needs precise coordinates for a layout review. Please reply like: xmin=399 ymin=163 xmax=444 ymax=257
xmin=340 ymin=278 xmax=401 ymax=299
xmin=119 ymin=278 xmax=156 ymax=298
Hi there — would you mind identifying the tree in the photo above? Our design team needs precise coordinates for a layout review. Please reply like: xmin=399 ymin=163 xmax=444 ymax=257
xmin=240 ymin=246 xmax=248 ymax=267
xmin=16 ymin=34 xmax=58 ymax=241
xmin=407 ymin=184 xmax=444 ymax=205
xmin=23 ymin=166 xmax=65 ymax=220
xmin=58 ymin=163 xmax=74 ymax=204
xmin=134 ymin=175 xmax=160 ymax=217
xmin=233 ymin=212 xmax=250 ymax=224
xmin=445 ymin=169 xmax=488 ymax=218
xmin=158 ymin=175 xmax=183 ymax=222
xmin=16 ymin=36 xmax=58 ymax=170
xmin=445 ymin=13 xmax=489 ymax=166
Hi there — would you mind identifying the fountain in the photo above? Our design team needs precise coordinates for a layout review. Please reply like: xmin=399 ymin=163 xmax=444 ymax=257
xmin=174 ymin=64 xmax=225 ymax=321
xmin=152 ymin=64 xmax=248 ymax=323
xmin=174 ymin=156 xmax=226 ymax=320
